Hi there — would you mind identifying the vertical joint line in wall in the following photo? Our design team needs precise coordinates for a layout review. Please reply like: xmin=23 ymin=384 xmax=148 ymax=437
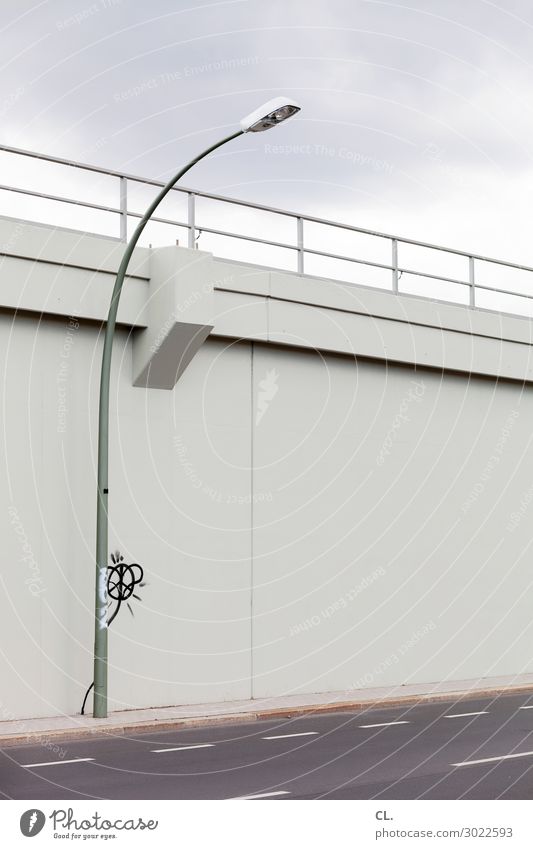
xmin=250 ymin=340 xmax=254 ymax=698
xmin=266 ymin=272 xmax=272 ymax=342
xmin=39 ymin=379 xmax=45 ymax=707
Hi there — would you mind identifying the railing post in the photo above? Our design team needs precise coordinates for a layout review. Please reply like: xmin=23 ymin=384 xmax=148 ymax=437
xmin=188 ymin=192 xmax=196 ymax=249
xmin=119 ymin=176 xmax=127 ymax=242
xmin=296 ymin=217 xmax=304 ymax=274
xmin=391 ymin=238 xmax=399 ymax=293
xmin=469 ymin=256 xmax=475 ymax=307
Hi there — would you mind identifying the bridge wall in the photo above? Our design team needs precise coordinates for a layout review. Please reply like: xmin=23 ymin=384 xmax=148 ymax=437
xmin=1 ymin=217 xmax=532 ymax=719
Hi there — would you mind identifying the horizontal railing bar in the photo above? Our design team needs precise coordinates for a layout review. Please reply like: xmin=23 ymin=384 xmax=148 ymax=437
xmin=192 ymin=225 xmax=297 ymax=251
xmin=126 ymin=216 xmax=299 ymax=251
xmin=303 ymin=249 xmax=469 ymax=288
xmin=0 ymin=143 xmax=132 ymax=179
xmin=128 ymin=212 xmax=298 ymax=251
xmin=300 ymin=220 xmax=533 ymax=271
xmin=474 ymin=282 xmax=533 ymax=301
xmin=303 ymin=246 xmax=392 ymax=272
xmin=304 ymin=247 xmax=472 ymax=286
xmin=398 ymin=267 xmax=470 ymax=287
xmin=0 ymin=183 xmax=120 ymax=214
xmin=130 ymin=214 xmax=293 ymax=251
xmin=214 ymin=243 xmax=469 ymax=288
xmin=126 ymin=210 xmax=190 ymax=229
xmin=2 ymin=143 xmax=533 ymax=276
xmin=0 ymin=144 xmax=301 ymax=218
xmin=0 ymin=180 xmax=527 ymax=292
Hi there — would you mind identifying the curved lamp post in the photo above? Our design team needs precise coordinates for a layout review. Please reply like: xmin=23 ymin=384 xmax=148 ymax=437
xmin=93 ymin=97 xmax=301 ymax=718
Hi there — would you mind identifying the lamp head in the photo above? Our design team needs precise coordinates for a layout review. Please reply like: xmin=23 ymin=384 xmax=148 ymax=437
xmin=240 ymin=97 xmax=301 ymax=133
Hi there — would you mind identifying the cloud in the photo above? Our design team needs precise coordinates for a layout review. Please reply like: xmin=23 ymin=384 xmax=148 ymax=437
xmin=1 ymin=0 xmax=533 ymax=266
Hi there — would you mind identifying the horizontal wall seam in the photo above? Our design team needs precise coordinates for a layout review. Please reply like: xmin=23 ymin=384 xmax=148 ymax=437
xmin=214 ymin=286 xmax=533 ymax=348
xmin=0 ymin=252 xmax=150 ymax=280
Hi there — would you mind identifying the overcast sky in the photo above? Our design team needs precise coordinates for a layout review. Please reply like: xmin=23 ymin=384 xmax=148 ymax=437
xmin=2 ymin=0 xmax=533 ymax=279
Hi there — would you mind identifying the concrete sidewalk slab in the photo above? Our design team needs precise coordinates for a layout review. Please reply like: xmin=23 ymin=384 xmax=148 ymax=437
xmin=2 ymin=674 xmax=533 ymax=747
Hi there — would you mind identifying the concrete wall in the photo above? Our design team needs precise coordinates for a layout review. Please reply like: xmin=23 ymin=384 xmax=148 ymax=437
xmin=0 ymin=319 xmax=252 ymax=718
xmin=252 ymin=346 xmax=533 ymax=697
xmin=1 ymin=216 xmax=533 ymax=720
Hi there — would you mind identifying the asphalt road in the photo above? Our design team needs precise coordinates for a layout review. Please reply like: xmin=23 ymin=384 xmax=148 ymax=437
xmin=3 ymin=692 xmax=533 ymax=800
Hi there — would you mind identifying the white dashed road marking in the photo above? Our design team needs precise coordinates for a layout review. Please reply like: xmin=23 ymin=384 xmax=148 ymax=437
xmin=262 ymin=732 xmax=318 ymax=740
xmin=359 ymin=721 xmax=410 ymax=729
xmin=232 ymin=791 xmax=290 ymax=800
xmin=22 ymin=758 xmax=95 ymax=768
xmin=452 ymin=751 xmax=533 ymax=767
xmin=151 ymin=743 xmax=215 ymax=753
xmin=445 ymin=711 xmax=488 ymax=719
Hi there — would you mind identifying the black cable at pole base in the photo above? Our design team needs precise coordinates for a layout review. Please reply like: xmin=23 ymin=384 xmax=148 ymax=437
xmin=80 ymin=682 xmax=94 ymax=716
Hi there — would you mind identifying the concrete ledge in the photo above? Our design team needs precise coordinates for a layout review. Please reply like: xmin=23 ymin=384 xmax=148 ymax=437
xmin=2 ymin=675 xmax=533 ymax=747
xmin=0 ymin=216 xmax=150 ymax=326
xmin=269 ymin=269 xmax=533 ymax=346
xmin=2 ymin=217 xmax=533 ymax=387
xmin=0 ymin=216 xmax=150 ymax=278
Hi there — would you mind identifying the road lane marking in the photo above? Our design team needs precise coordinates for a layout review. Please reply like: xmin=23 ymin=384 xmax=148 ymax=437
xmin=452 ymin=751 xmax=533 ymax=767
xmin=151 ymin=743 xmax=214 ymax=753
xmin=232 ymin=791 xmax=290 ymax=800
xmin=445 ymin=711 xmax=488 ymax=718
xmin=22 ymin=758 xmax=94 ymax=768
xmin=519 ymin=705 xmax=533 ymax=710
xmin=262 ymin=732 xmax=318 ymax=740
xmin=359 ymin=721 xmax=410 ymax=729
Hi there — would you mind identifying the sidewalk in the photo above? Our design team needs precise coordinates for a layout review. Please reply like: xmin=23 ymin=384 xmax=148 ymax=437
xmin=2 ymin=674 xmax=533 ymax=747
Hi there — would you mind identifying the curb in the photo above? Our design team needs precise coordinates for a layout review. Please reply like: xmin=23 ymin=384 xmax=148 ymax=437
xmin=2 ymin=683 xmax=533 ymax=748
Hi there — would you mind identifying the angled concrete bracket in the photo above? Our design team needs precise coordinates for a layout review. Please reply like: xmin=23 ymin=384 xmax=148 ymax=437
xmin=132 ymin=246 xmax=215 ymax=389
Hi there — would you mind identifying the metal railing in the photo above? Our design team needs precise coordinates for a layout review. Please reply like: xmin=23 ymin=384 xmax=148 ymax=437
xmin=1 ymin=142 xmax=533 ymax=318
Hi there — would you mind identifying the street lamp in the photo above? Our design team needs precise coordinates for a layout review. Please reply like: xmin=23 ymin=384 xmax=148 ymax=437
xmin=92 ymin=97 xmax=301 ymax=718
